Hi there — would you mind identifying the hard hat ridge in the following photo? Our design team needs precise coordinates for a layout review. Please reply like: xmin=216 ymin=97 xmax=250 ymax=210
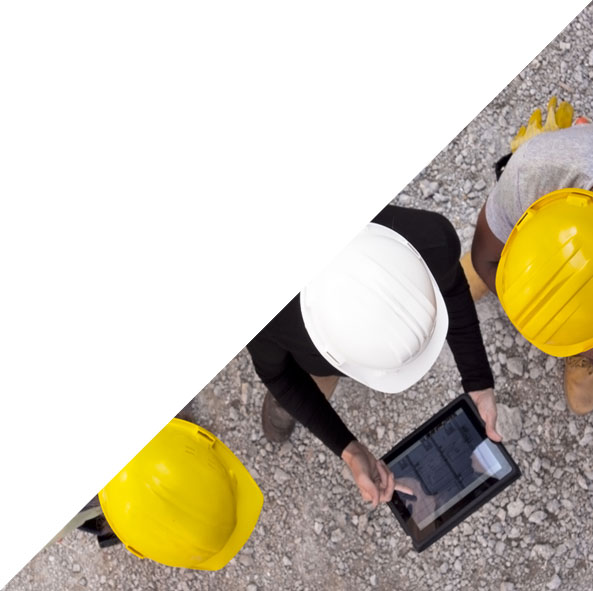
xmin=300 ymin=222 xmax=448 ymax=393
xmin=496 ymin=188 xmax=593 ymax=356
xmin=99 ymin=419 xmax=263 ymax=570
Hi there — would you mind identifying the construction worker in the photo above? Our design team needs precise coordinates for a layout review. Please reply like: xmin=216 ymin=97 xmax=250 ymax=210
xmin=469 ymin=98 xmax=593 ymax=414
xmin=247 ymin=204 xmax=500 ymax=508
xmin=50 ymin=418 xmax=263 ymax=571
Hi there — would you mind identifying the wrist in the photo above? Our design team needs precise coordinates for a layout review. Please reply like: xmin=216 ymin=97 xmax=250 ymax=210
xmin=341 ymin=440 xmax=360 ymax=463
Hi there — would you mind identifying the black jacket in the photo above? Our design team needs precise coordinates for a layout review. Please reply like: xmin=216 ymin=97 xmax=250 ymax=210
xmin=247 ymin=205 xmax=494 ymax=456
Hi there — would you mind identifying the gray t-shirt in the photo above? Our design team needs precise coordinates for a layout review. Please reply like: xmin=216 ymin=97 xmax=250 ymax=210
xmin=485 ymin=125 xmax=593 ymax=243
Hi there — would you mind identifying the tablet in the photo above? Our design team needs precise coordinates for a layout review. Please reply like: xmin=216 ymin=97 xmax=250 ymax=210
xmin=382 ymin=394 xmax=520 ymax=552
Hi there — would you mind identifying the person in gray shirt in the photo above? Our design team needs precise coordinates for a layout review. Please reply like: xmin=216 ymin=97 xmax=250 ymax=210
xmin=470 ymin=119 xmax=593 ymax=415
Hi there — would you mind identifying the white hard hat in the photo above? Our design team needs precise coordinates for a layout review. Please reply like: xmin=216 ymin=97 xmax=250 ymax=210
xmin=300 ymin=223 xmax=448 ymax=393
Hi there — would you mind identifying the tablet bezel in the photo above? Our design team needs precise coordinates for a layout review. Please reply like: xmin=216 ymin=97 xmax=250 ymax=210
xmin=382 ymin=393 xmax=521 ymax=552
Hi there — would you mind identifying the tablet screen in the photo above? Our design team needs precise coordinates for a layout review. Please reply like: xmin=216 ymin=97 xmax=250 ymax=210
xmin=387 ymin=406 xmax=514 ymax=532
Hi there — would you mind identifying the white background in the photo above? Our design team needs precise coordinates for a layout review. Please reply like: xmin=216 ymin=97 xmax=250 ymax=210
xmin=0 ymin=1 xmax=588 ymax=586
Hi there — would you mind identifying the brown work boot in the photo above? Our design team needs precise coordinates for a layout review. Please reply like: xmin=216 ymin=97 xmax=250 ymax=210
xmin=564 ymin=356 xmax=593 ymax=415
xmin=261 ymin=392 xmax=296 ymax=443
xmin=460 ymin=252 xmax=489 ymax=302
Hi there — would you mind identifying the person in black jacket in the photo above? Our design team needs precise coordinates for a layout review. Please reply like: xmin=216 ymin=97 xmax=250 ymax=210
xmin=247 ymin=204 xmax=500 ymax=507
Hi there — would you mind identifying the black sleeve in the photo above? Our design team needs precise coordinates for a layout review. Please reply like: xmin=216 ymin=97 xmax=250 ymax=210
xmin=423 ymin=214 xmax=494 ymax=392
xmin=246 ymin=333 xmax=356 ymax=457
xmin=372 ymin=205 xmax=494 ymax=393
xmin=442 ymin=261 xmax=495 ymax=393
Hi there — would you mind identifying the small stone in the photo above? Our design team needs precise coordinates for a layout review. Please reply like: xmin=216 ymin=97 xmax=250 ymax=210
xmin=79 ymin=578 xmax=87 ymax=587
xmin=545 ymin=357 xmax=556 ymax=372
xmin=463 ymin=180 xmax=473 ymax=193
xmin=247 ymin=585 xmax=258 ymax=591
xmin=532 ymin=544 xmax=554 ymax=560
xmin=495 ymin=541 xmax=506 ymax=556
xmin=579 ymin=433 xmax=593 ymax=447
xmin=274 ymin=468 xmax=291 ymax=484
xmin=314 ymin=521 xmax=323 ymax=535
xmin=461 ymin=522 xmax=474 ymax=536
xmin=547 ymin=574 xmax=562 ymax=590
xmin=506 ymin=357 xmax=523 ymax=376
xmin=500 ymin=583 xmax=515 ymax=591
xmin=240 ymin=554 xmax=253 ymax=567
xmin=370 ymin=574 xmax=377 ymax=587
xmin=496 ymin=404 xmax=522 ymax=441
xmin=507 ymin=500 xmax=524 ymax=518
xmin=72 ymin=564 xmax=81 ymax=573
xmin=518 ymin=437 xmax=534 ymax=453
xmin=282 ymin=556 xmax=292 ymax=567
xmin=331 ymin=528 xmax=344 ymax=543
xmin=523 ymin=504 xmax=535 ymax=518
xmin=546 ymin=499 xmax=560 ymax=514
xmin=475 ymin=179 xmax=487 ymax=191
xmin=433 ymin=192 xmax=450 ymax=203
xmin=528 ymin=510 xmax=547 ymax=524
xmin=420 ymin=179 xmax=439 ymax=198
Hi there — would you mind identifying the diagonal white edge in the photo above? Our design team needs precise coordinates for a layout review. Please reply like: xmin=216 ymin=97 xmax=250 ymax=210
xmin=0 ymin=0 xmax=589 ymax=587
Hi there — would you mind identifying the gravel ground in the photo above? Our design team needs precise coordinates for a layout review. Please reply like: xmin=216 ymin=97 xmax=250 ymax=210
xmin=6 ymin=5 xmax=593 ymax=591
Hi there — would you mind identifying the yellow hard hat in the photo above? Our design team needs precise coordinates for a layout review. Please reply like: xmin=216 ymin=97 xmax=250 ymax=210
xmin=496 ymin=188 xmax=593 ymax=356
xmin=98 ymin=418 xmax=263 ymax=570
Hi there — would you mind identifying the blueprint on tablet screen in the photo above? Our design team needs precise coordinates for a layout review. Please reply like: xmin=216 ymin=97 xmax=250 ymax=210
xmin=390 ymin=409 xmax=492 ymax=529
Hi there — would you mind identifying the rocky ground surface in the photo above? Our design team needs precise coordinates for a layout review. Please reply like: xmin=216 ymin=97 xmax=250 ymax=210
xmin=6 ymin=5 xmax=593 ymax=591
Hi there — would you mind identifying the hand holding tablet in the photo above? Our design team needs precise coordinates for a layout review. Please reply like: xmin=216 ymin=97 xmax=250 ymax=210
xmin=382 ymin=394 xmax=521 ymax=551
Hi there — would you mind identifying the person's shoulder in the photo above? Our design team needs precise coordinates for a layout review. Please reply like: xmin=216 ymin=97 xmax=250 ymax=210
xmin=372 ymin=203 xmax=454 ymax=233
xmin=372 ymin=204 xmax=459 ymax=260
xmin=517 ymin=124 xmax=593 ymax=159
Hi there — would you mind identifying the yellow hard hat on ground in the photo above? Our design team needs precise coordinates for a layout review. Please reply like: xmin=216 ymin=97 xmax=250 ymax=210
xmin=98 ymin=418 xmax=263 ymax=570
xmin=496 ymin=188 xmax=593 ymax=356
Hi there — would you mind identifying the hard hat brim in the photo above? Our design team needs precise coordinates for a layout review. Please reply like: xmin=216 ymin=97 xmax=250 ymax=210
xmin=99 ymin=420 xmax=264 ymax=571
xmin=194 ymin=423 xmax=264 ymax=570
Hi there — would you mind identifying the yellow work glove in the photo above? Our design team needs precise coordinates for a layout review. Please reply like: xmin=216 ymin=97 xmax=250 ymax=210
xmin=510 ymin=96 xmax=574 ymax=152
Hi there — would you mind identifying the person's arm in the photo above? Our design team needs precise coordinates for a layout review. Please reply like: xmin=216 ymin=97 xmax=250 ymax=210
xmin=444 ymin=265 xmax=502 ymax=442
xmin=423 ymin=213 xmax=501 ymax=441
xmin=246 ymin=332 xmax=355 ymax=457
xmin=247 ymin=332 xmax=412 ymax=505
xmin=471 ymin=203 xmax=505 ymax=294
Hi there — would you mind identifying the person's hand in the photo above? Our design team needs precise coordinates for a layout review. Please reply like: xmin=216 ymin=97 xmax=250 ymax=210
xmin=469 ymin=388 xmax=502 ymax=442
xmin=341 ymin=441 xmax=413 ymax=508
